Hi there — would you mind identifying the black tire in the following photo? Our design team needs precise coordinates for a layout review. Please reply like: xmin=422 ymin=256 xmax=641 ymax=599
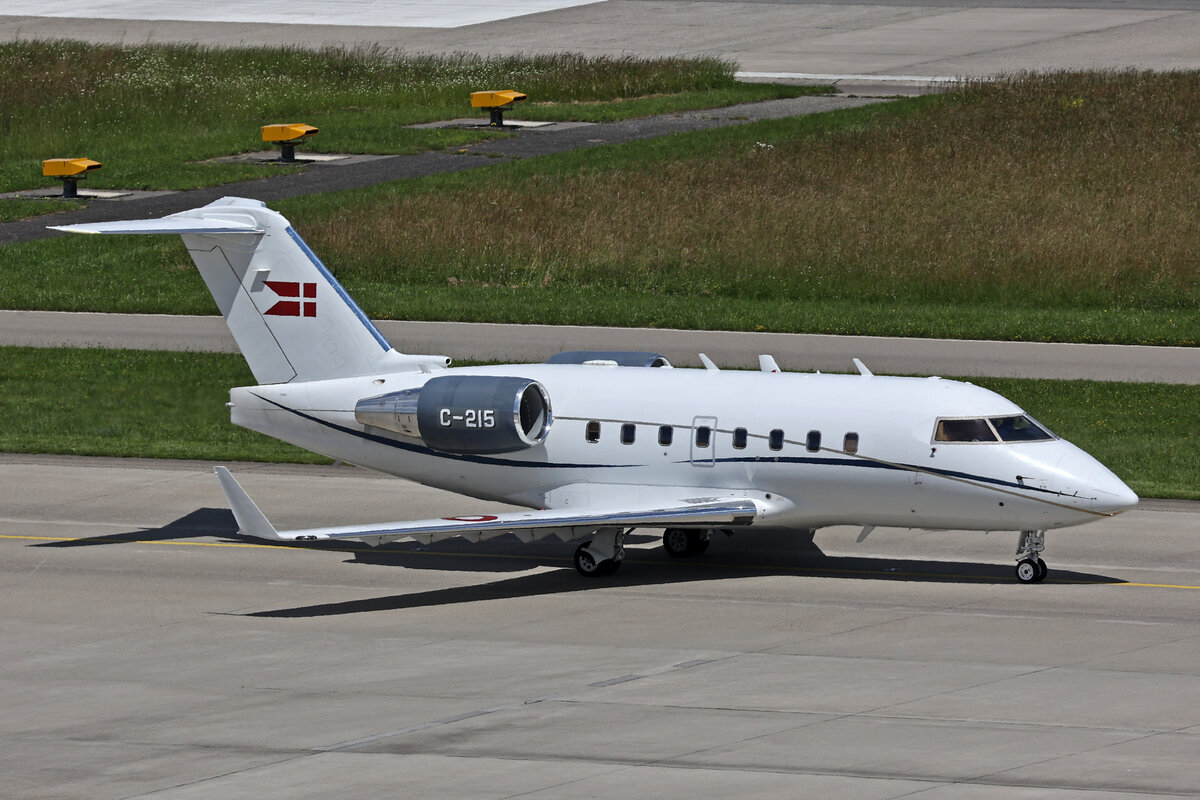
xmin=1015 ymin=558 xmax=1040 ymax=584
xmin=688 ymin=529 xmax=712 ymax=555
xmin=574 ymin=543 xmax=622 ymax=577
xmin=663 ymin=528 xmax=692 ymax=558
xmin=598 ymin=557 xmax=621 ymax=576
xmin=1035 ymin=558 xmax=1048 ymax=582
xmin=575 ymin=543 xmax=602 ymax=577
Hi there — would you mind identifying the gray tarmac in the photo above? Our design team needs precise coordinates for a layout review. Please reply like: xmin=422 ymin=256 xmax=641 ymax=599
xmin=3 ymin=454 xmax=1200 ymax=799
xmin=2 ymin=309 xmax=1197 ymax=384
xmin=3 ymin=1 xmax=1200 ymax=77
xmin=3 ymin=4 xmax=1199 ymax=798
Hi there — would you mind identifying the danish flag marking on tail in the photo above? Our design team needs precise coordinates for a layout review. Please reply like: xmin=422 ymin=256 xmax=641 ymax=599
xmin=264 ymin=281 xmax=317 ymax=317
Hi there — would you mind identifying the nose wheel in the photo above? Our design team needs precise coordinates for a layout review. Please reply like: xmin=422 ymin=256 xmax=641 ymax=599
xmin=1015 ymin=530 xmax=1048 ymax=583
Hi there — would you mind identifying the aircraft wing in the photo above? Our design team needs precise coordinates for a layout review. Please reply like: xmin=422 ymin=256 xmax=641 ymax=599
xmin=214 ymin=467 xmax=763 ymax=546
xmin=49 ymin=217 xmax=264 ymax=235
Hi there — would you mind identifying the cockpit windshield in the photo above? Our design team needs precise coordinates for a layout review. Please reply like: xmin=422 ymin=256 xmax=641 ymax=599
xmin=934 ymin=415 xmax=1053 ymax=443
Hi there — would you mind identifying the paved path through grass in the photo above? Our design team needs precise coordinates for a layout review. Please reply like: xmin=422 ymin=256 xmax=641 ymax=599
xmin=3 ymin=310 xmax=1196 ymax=384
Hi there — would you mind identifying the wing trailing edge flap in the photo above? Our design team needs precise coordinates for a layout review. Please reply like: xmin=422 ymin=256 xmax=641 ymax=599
xmin=213 ymin=468 xmax=783 ymax=546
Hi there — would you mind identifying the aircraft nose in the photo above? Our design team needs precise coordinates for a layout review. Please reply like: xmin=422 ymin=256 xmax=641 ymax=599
xmin=1047 ymin=444 xmax=1138 ymax=516
xmin=1090 ymin=467 xmax=1139 ymax=514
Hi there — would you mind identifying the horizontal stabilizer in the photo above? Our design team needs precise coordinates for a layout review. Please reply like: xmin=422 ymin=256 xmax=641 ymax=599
xmin=50 ymin=218 xmax=263 ymax=236
xmin=50 ymin=197 xmax=416 ymax=384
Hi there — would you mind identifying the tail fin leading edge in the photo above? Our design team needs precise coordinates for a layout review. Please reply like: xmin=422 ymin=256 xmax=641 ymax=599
xmin=53 ymin=197 xmax=407 ymax=384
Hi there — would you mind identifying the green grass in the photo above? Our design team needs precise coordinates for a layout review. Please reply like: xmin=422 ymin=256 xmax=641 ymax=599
xmin=0 ymin=198 xmax=84 ymax=222
xmin=278 ymin=73 xmax=1200 ymax=340
xmin=0 ymin=347 xmax=322 ymax=462
xmin=0 ymin=42 xmax=817 ymax=194
xmin=0 ymin=346 xmax=1194 ymax=499
xmin=3 ymin=71 xmax=1196 ymax=346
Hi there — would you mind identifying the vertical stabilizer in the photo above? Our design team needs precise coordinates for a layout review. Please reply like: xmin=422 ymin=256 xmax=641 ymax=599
xmin=52 ymin=197 xmax=422 ymax=383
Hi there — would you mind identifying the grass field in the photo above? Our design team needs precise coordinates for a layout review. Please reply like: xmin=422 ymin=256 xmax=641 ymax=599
xmin=0 ymin=347 xmax=1194 ymax=500
xmin=0 ymin=42 xmax=814 ymax=194
xmin=283 ymin=72 xmax=1199 ymax=345
xmin=2 ymin=69 xmax=1196 ymax=345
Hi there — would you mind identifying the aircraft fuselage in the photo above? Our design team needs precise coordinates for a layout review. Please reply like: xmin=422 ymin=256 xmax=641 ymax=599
xmin=232 ymin=363 xmax=1135 ymax=534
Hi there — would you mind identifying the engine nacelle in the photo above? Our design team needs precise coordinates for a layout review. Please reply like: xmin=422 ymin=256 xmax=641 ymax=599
xmin=355 ymin=375 xmax=552 ymax=455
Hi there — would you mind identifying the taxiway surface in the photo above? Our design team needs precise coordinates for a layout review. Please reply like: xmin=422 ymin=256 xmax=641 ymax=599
xmin=2 ymin=310 xmax=1198 ymax=384
xmin=3 ymin=454 xmax=1199 ymax=799
xmin=4 ymin=0 xmax=1200 ymax=78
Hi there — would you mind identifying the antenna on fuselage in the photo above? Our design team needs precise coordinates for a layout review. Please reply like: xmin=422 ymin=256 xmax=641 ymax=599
xmin=698 ymin=353 xmax=720 ymax=371
xmin=758 ymin=355 xmax=781 ymax=373
xmin=853 ymin=358 xmax=874 ymax=377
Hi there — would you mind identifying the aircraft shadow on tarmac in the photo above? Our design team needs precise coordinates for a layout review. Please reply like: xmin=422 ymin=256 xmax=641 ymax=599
xmin=33 ymin=508 xmax=1123 ymax=617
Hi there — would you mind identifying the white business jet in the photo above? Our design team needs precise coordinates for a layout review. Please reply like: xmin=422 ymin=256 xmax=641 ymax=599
xmin=54 ymin=197 xmax=1138 ymax=583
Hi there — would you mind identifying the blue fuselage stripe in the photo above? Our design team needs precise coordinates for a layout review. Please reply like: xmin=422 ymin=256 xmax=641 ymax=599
xmin=258 ymin=396 xmax=1065 ymax=499
xmin=257 ymin=394 xmax=636 ymax=469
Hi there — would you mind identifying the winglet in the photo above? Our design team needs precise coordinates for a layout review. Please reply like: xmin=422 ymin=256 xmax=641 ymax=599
xmin=214 ymin=467 xmax=282 ymax=540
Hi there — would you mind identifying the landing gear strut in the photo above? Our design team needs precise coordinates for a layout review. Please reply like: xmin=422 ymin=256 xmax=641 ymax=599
xmin=663 ymin=528 xmax=712 ymax=558
xmin=1015 ymin=529 xmax=1048 ymax=584
xmin=574 ymin=528 xmax=626 ymax=577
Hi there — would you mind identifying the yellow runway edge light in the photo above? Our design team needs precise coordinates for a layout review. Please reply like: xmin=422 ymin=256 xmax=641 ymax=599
xmin=261 ymin=123 xmax=319 ymax=162
xmin=470 ymin=90 xmax=527 ymax=127
xmin=261 ymin=123 xmax=319 ymax=143
xmin=42 ymin=158 xmax=102 ymax=198
xmin=42 ymin=158 xmax=102 ymax=177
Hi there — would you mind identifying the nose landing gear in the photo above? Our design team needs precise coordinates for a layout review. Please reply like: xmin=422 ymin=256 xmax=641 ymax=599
xmin=1015 ymin=529 xmax=1048 ymax=583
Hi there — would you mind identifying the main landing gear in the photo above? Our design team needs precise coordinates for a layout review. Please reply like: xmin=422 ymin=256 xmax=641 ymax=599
xmin=574 ymin=528 xmax=626 ymax=577
xmin=662 ymin=527 xmax=713 ymax=558
xmin=1015 ymin=529 xmax=1048 ymax=584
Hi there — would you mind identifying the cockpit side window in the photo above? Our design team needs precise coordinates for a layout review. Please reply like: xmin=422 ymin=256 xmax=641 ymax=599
xmin=992 ymin=415 xmax=1054 ymax=442
xmin=934 ymin=415 xmax=1054 ymax=444
xmin=934 ymin=418 xmax=998 ymax=443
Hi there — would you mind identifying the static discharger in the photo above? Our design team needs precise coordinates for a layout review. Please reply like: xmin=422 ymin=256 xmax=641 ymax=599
xmin=470 ymin=90 xmax=527 ymax=127
xmin=42 ymin=158 xmax=101 ymax=198
xmin=261 ymin=123 xmax=319 ymax=162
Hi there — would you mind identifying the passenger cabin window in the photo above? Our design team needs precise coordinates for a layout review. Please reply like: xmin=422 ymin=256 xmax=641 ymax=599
xmin=934 ymin=415 xmax=1053 ymax=444
xmin=620 ymin=423 xmax=636 ymax=445
xmin=695 ymin=426 xmax=711 ymax=448
xmin=733 ymin=428 xmax=748 ymax=449
xmin=769 ymin=429 xmax=784 ymax=451
xmin=806 ymin=430 xmax=821 ymax=452
xmin=659 ymin=425 xmax=673 ymax=446
xmin=843 ymin=432 xmax=859 ymax=454
xmin=585 ymin=421 xmax=601 ymax=443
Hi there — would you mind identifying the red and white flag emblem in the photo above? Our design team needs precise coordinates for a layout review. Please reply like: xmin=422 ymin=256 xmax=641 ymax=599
xmin=264 ymin=281 xmax=316 ymax=317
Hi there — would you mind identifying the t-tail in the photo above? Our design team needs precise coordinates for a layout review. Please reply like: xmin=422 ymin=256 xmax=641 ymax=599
xmin=52 ymin=197 xmax=447 ymax=383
